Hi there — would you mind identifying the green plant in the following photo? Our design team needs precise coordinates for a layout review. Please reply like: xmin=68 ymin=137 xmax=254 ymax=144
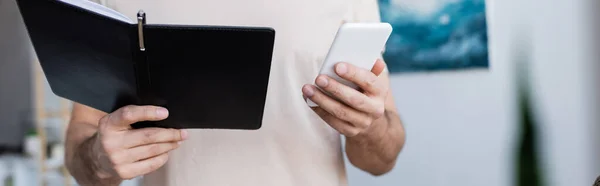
xmin=515 ymin=52 xmax=544 ymax=186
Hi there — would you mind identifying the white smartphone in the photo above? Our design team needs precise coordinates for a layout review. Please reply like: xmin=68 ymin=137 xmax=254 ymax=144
xmin=307 ymin=22 xmax=393 ymax=107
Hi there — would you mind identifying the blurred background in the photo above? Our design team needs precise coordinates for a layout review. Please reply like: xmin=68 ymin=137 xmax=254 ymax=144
xmin=0 ymin=0 xmax=599 ymax=185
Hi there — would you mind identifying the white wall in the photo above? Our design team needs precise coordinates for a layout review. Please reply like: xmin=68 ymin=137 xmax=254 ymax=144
xmin=530 ymin=0 xmax=600 ymax=185
xmin=346 ymin=0 xmax=600 ymax=186
xmin=345 ymin=0 xmax=521 ymax=185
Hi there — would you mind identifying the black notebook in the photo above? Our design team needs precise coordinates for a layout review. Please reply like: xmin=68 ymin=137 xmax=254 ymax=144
xmin=16 ymin=0 xmax=276 ymax=130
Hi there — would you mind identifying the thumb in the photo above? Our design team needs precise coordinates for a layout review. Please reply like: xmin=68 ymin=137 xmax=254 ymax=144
xmin=371 ymin=59 xmax=386 ymax=76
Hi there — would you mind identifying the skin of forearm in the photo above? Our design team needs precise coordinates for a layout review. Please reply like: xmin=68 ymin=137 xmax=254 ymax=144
xmin=65 ymin=122 xmax=121 ymax=186
xmin=345 ymin=110 xmax=405 ymax=175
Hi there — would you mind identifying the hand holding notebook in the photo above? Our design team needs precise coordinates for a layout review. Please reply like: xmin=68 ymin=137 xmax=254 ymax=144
xmin=17 ymin=0 xmax=276 ymax=129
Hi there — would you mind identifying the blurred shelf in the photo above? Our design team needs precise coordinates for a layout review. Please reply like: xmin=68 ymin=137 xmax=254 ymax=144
xmin=38 ymin=111 xmax=70 ymax=119
xmin=32 ymin=58 xmax=73 ymax=186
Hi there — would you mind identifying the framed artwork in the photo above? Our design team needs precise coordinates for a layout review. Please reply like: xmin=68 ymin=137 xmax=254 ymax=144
xmin=378 ymin=0 xmax=489 ymax=73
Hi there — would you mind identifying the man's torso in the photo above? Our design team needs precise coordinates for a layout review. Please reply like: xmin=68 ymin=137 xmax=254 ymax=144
xmin=97 ymin=0 xmax=373 ymax=185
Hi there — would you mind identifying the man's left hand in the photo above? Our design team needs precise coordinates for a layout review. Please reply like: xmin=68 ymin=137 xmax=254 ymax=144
xmin=302 ymin=59 xmax=388 ymax=137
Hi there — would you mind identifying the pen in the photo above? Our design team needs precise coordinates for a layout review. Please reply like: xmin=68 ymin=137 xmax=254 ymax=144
xmin=137 ymin=10 xmax=146 ymax=51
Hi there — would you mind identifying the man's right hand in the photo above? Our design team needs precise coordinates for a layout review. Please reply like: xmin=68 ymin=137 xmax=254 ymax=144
xmin=90 ymin=105 xmax=187 ymax=181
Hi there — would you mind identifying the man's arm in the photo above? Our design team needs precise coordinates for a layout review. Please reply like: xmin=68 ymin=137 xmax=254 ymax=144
xmin=344 ymin=69 xmax=406 ymax=175
xmin=342 ymin=0 xmax=405 ymax=175
xmin=303 ymin=60 xmax=405 ymax=176
xmin=65 ymin=103 xmax=185 ymax=186
xmin=65 ymin=103 xmax=118 ymax=185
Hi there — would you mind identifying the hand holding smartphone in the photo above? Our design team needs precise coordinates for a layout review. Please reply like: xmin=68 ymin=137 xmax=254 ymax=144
xmin=307 ymin=23 xmax=392 ymax=107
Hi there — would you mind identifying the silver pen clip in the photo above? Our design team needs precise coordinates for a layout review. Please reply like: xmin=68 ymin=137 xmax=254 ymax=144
xmin=137 ymin=10 xmax=146 ymax=51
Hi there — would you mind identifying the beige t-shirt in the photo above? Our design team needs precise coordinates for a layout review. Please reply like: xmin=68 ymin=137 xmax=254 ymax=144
xmin=95 ymin=0 xmax=382 ymax=185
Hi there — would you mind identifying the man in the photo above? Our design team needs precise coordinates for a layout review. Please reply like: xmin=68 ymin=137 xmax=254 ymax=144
xmin=65 ymin=0 xmax=406 ymax=185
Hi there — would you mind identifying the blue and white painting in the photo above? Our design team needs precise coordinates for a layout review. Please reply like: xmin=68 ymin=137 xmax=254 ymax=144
xmin=378 ymin=0 xmax=489 ymax=73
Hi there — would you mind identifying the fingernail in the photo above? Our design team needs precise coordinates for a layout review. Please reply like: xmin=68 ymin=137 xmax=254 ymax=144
xmin=180 ymin=130 xmax=188 ymax=140
xmin=316 ymin=77 xmax=328 ymax=87
xmin=336 ymin=63 xmax=347 ymax=75
xmin=156 ymin=108 xmax=169 ymax=118
xmin=302 ymin=85 xmax=315 ymax=97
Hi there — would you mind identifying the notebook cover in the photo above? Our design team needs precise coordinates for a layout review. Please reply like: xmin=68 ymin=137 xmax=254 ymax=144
xmin=131 ymin=25 xmax=275 ymax=129
xmin=16 ymin=0 xmax=275 ymax=130
xmin=17 ymin=0 xmax=139 ymax=113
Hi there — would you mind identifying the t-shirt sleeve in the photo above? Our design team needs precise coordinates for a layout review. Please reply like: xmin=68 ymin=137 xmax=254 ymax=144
xmin=351 ymin=0 xmax=389 ymax=74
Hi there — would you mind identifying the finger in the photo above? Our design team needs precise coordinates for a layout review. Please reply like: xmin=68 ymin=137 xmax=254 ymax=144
xmin=334 ymin=62 xmax=386 ymax=96
xmin=303 ymin=85 xmax=373 ymax=129
xmin=312 ymin=108 xmax=362 ymax=137
xmin=123 ymin=128 xmax=188 ymax=148
xmin=370 ymin=59 xmax=386 ymax=76
xmin=112 ymin=142 xmax=180 ymax=164
xmin=102 ymin=105 xmax=169 ymax=131
xmin=114 ymin=153 xmax=169 ymax=180
xmin=315 ymin=75 xmax=383 ymax=117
